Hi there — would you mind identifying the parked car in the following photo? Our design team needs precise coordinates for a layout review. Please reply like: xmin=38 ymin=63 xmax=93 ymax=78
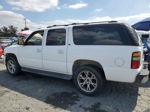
xmin=0 ymin=39 xmax=12 ymax=49
xmin=3 ymin=21 xmax=149 ymax=95
xmin=0 ymin=46 xmax=3 ymax=58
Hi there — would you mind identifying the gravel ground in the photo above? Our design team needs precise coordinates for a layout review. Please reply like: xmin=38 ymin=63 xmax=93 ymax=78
xmin=0 ymin=59 xmax=150 ymax=112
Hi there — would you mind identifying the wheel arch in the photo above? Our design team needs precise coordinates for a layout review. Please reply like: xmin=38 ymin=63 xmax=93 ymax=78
xmin=5 ymin=53 xmax=19 ymax=64
xmin=72 ymin=59 xmax=106 ymax=80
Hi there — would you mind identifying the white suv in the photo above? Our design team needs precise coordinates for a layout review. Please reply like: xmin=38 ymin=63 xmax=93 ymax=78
xmin=4 ymin=21 xmax=149 ymax=95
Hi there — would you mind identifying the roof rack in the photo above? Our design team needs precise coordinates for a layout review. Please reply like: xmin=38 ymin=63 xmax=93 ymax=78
xmin=47 ymin=23 xmax=76 ymax=28
xmin=47 ymin=21 xmax=117 ymax=28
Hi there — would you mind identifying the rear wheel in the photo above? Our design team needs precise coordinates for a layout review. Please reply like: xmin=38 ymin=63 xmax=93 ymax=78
xmin=6 ymin=57 xmax=21 ymax=76
xmin=74 ymin=66 xmax=105 ymax=96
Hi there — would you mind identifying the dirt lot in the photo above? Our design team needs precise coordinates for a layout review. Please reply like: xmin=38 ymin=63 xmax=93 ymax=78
xmin=0 ymin=59 xmax=150 ymax=112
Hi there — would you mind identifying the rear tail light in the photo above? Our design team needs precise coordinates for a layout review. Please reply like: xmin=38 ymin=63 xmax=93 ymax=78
xmin=131 ymin=52 xmax=141 ymax=69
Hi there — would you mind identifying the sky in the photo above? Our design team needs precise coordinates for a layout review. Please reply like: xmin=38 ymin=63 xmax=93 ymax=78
xmin=0 ymin=0 xmax=150 ymax=31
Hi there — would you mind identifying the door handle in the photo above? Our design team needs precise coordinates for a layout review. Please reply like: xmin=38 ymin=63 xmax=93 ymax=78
xmin=58 ymin=50 xmax=64 ymax=54
xmin=36 ymin=49 xmax=41 ymax=53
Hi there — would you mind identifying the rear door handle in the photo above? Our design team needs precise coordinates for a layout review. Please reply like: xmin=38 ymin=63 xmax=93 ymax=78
xmin=36 ymin=49 xmax=41 ymax=53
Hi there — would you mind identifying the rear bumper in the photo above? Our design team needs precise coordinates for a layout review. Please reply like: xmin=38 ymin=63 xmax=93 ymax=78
xmin=134 ymin=62 xmax=149 ymax=83
xmin=135 ymin=74 xmax=149 ymax=83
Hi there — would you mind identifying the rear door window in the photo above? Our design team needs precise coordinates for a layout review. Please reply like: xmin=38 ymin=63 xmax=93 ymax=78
xmin=73 ymin=24 xmax=132 ymax=45
xmin=46 ymin=29 xmax=66 ymax=46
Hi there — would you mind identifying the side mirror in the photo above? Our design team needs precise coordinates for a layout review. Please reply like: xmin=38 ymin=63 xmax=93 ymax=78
xmin=18 ymin=39 xmax=24 ymax=45
xmin=141 ymin=34 xmax=149 ymax=40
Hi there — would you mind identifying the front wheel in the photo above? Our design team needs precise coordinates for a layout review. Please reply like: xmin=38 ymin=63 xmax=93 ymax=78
xmin=6 ymin=57 xmax=21 ymax=76
xmin=74 ymin=66 xmax=105 ymax=96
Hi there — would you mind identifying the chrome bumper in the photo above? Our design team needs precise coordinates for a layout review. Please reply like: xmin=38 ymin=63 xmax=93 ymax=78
xmin=135 ymin=62 xmax=149 ymax=83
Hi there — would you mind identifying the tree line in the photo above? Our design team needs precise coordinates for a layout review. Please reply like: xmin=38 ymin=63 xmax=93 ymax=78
xmin=0 ymin=25 xmax=29 ymax=37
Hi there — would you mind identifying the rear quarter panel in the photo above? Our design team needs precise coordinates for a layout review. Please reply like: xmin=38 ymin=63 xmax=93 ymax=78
xmin=67 ymin=27 xmax=143 ymax=83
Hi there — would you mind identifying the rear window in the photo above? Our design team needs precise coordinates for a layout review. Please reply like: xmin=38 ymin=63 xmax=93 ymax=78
xmin=73 ymin=24 xmax=136 ymax=45
xmin=123 ymin=24 xmax=140 ymax=46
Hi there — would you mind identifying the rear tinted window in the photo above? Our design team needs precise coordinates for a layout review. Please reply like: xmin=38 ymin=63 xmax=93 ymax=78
xmin=123 ymin=24 xmax=140 ymax=46
xmin=46 ymin=29 xmax=66 ymax=46
xmin=73 ymin=24 xmax=133 ymax=45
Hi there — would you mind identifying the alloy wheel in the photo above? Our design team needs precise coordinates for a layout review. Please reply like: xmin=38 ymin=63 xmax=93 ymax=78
xmin=7 ymin=60 xmax=16 ymax=74
xmin=77 ymin=70 xmax=98 ymax=93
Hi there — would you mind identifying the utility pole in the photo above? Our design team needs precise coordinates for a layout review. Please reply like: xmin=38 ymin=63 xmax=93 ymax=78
xmin=24 ymin=18 xmax=27 ymax=28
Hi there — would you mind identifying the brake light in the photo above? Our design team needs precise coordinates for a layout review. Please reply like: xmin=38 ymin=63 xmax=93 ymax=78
xmin=131 ymin=52 xmax=141 ymax=69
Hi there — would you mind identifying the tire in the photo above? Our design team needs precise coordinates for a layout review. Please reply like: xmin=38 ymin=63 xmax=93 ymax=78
xmin=6 ymin=57 xmax=21 ymax=76
xmin=73 ymin=66 xmax=105 ymax=96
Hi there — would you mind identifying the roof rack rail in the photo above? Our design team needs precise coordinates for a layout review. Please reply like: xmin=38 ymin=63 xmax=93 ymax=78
xmin=47 ymin=21 xmax=117 ymax=28
xmin=47 ymin=24 xmax=68 ymax=28
xmin=47 ymin=23 xmax=78 ymax=28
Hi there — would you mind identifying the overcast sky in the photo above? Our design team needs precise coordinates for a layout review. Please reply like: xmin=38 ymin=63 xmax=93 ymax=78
xmin=0 ymin=0 xmax=150 ymax=31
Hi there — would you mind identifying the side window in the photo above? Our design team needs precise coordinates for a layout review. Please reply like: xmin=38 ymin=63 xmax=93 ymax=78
xmin=73 ymin=24 xmax=126 ymax=45
xmin=25 ymin=31 xmax=44 ymax=46
xmin=46 ymin=29 xmax=66 ymax=46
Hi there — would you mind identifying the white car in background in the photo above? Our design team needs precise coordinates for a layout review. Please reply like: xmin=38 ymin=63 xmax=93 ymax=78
xmin=136 ymin=30 xmax=150 ymax=41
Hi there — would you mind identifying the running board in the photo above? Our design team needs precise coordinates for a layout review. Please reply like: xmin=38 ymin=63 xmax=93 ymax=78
xmin=21 ymin=67 xmax=72 ymax=80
